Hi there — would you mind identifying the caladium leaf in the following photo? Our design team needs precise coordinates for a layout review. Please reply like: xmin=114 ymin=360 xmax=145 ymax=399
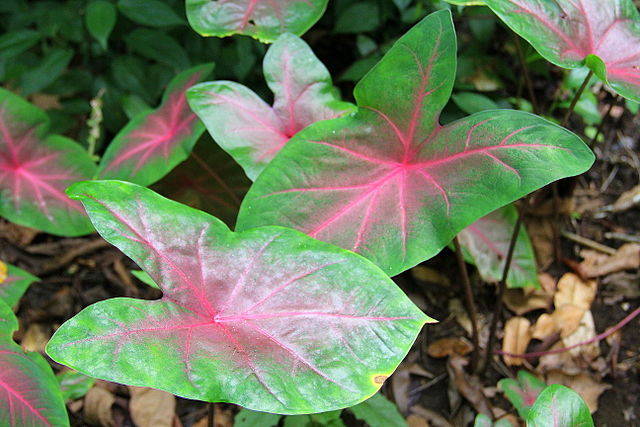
xmin=527 ymin=385 xmax=593 ymax=427
xmin=236 ymin=10 xmax=595 ymax=277
xmin=47 ymin=180 xmax=430 ymax=414
xmin=57 ymin=369 xmax=96 ymax=402
xmin=498 ymin=370 xmax=546 ymax=418
xmin=0 ymin=301 xmax=70 ymax=427
xmin=186 ymin=0 xmax=329 ymax=43
xmin=457 ymin=204 xmax=539 ymax=288
xmin=484 ymin=0 xmax=640 ymax=102
xmin=97 ymin=63 xmax=214 ymax=186
xmin=0 ymin=89 xmax=96 ymax=237
xmin=0 ymin=261 xmax=39 ymax=308
xmin=188 ymin=33 xmax=355 ymax=180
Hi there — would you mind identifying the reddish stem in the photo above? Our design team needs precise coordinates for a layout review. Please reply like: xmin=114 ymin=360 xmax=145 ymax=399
xmin=496 ymin=306 xmax=640 ymax=359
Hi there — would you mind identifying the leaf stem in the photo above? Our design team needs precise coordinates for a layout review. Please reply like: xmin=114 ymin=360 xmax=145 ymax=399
xmin=514 ymin=35 xmax=539 ymax=114
xmin=480 ymin=209 xmax=522 ymax=375
xmin=453 ymin=236 xmax=480 ymax=372
xmin=208 ymin=402 xmax=214 ymax=427
xmin=496 ymin=305 xmax=640 ymax=359
xmin=562 ymin=70 xmax=594 ymax=126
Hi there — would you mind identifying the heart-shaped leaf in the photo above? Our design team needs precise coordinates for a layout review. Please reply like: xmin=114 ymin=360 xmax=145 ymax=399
xmin=0 ymin=261 xmax=39 ymax=308
xmin=498 ymin=370 xmax=546 ymax=418
xmin=188 ymin=33 xmax=355 ymax=180
xmin=0 ymin=301 xmax=70 ymax=427
xmin=97 ymin=63 xmax=214 ymax=186
xmin=527 ymin=384 xmax=593 ymax=427
xmin=458 ymin=204 xmax=539 ymax=288
xmin=484 ymin=0 xmax=640 ymax=102
xmin=186 ymin=0 xmax=329 ymax=43
xmin=47 ymin=180 xmax=430 ymax=414
xmin=236 ymin=10 xmax=594 ymax=276
xmin=0 ymin=88 xmax=96 ymax=236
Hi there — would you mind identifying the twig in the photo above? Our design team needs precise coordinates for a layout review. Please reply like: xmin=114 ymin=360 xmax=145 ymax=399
xmin=38 ymin=238 xmax=110 ymax=275
xmin=408 ymin=373 xmax=447 ymax=395
xmin=562 ymin=70 xmax=594 ymax=126
xmin=514 ymin=35 xmax=539 ymax=114
xmin=453 ymin=236 xmax=480 ymax=372
xmin=561 ymin=230 xmax=617 ymax=255
xmin=480 ymin=211 xmax=522 ymax=375
xmin=496 ymin=306 xmax=640 ymax=359
xmin=604 ymin=232 xmax=640 ymax=244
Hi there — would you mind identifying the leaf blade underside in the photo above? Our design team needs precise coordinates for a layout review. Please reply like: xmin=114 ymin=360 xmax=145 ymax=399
xmin=0 ymin=89 xmax=96 ymax=237
xmin=0 ymin=301 xmax=69 ymax=427
xmin=186 ymin=0 xmax=329 ymax=43
xmin=188 ymin=33 xmax=354 ymax=180
xmin=236 ymin=11 xmax=595 ymax=276
xmin=0 ymin=262 xmax=39 ymax=308
xmin=458 ymin=204 xmax=539 ymax=288
xmin=97 ymin=63 xmax=214 ymax=187
xmin=484 ymin=0 xmax=640 ymax=102
xmin=47 ymin=180 xmax=429 ymax=414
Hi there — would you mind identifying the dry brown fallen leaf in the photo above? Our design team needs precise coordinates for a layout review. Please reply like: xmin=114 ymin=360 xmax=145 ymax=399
xmin=410 ymin=405 xmax=453 ymax=427
xmin=406 ymin=413 xmax=431 ymax=427
xmin=129 ymin=386 xmax=175 ymax=427
xmin=553 ymin=304 xmax=588 ymax=338
xmin=427 ymin=338 xmax=473 ymax=358
xmin=554 ymin=273 xmax=597 ymax=310
xmin=607 ymin=184 xmax=640 ymax=212
xmin=503 ymin=287 xmax=553 ymax=315
xmin=563 ymin=310 xmax=599 ymax=361
xmin=447 ymin=355 xmax=494 ymax=417
xmin=20 ymin=323 xmax=50 ymax=353
xmin=545 ymin=370 xmax=610 ymax=413
xmin=392 ymin=364 xmax=411 ymax=414
xmin=580 ymin=243 xmax=640 ymax=278
xmin=526 ymin=216 xmax=555 ymax=269
xmin=502 ymin=317 xmax=532 ymax=366
xmin=84 ymin=386 xmax=115 ymax=427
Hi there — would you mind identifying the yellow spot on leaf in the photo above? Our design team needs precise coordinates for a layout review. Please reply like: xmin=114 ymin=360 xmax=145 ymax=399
xmin=0 ymin=262 xmax=7 ymax=284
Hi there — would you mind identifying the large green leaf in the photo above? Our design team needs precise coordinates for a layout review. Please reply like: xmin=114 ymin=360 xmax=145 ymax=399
xmin=349 ymin=393 xmax=407 ymax=427
xmin=186 ymin=0 xmax=329 ymax=43
xmin=97 ymin=64 xmax=214 ymax=187
xmin=236 ymin=11 xmax=594 ymax=276
xmin=188 ymin=33 xmax=354 ymax=180
xmin=484 ymin=0 xmax=640 ymax=102
xmin=0 ymin=301 xmax=69 ymax=427
xmin=527 ymin=385 xmax=593 ymax=427
xmin=0 ymin=88 xmax=96 ymax=236
xmin=47 ymin=181 xmax=430 ymax=414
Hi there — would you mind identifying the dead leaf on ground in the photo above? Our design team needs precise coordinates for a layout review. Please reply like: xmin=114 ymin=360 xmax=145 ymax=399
xmin=545 ymin=370 xmax=610 ymax=413
xmin=537 ymin=341 xmax=581 ymax=375
xmin=503 ymin=288 xmax=553 ymax=315
xmin=607 ymin=184 xmax=640 ymax=212
xmin=526 ymin=216 xmax=555 ymax=269
xmin=84 ymin=386 xmax=115 ymax=427
xmin=563 ymin=310 xmax=599 ymax=361
xmin=553 ymin=304 xmax=587 ymax=338
xmin=554 ymin=273 xmax=597 ymax=311
xmin=427 ymin=338 xmax=473 ymax=358
xmin=392 ymin=364 xmax=411 ymax=414
xmin=448 ymin=299 xmax=488 ymax=340
xmin=601 ymin=272 xmax=640 ymax=304
xmin=20 ymin=323 xmax=50 ymax=353
xmin=447 ymin=355 xmax=494 ymax=417
xmin=502 ymin=317 xmax=532 ymax=366
xmin=531 ymin=313 xmax=557 ymax=340
xmin=0 ymin=220 xmax=39 ymax=245
xmin=406 ymin=414 xmax=431 ymax=427
xmin=412 ymin=266 xmax=451 ymax=287
xmin=580 ymin=243 xmax=640 ymax=278
xmin=129 ymin=386 xmax=175 ymax=427
xmin=410 ymin=405 xmax=453 ymax=427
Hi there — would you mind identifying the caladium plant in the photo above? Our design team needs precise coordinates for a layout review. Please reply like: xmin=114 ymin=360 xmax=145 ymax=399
xmin=186 ymin=0 xmax=329 ymax=43
xmin=97 ymin=63 xmax=214 ymax=187
xmin=0 ymin=261 xmax=39 ymax=309
xmin=0 ymin=300 xmax=69 ymax=427
xmin=484 ymin=0 xmax=640 ymax=102
xmin=457 ymin=204 xmax=539 ymax=288
xmin=498 ymin=370 xmax=546 ymax=418
xmin=46 ymin=180 xmax=430 ymax=414
xmin=0 ymin=88 xmax=96 ymax=236
xmin=527 ymin=384 xmax=594 ymax=427
xmin=188 ymin=33 xmax=355 ymax=180
xmin=236 ymin=10 xmax=595 ymax=277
